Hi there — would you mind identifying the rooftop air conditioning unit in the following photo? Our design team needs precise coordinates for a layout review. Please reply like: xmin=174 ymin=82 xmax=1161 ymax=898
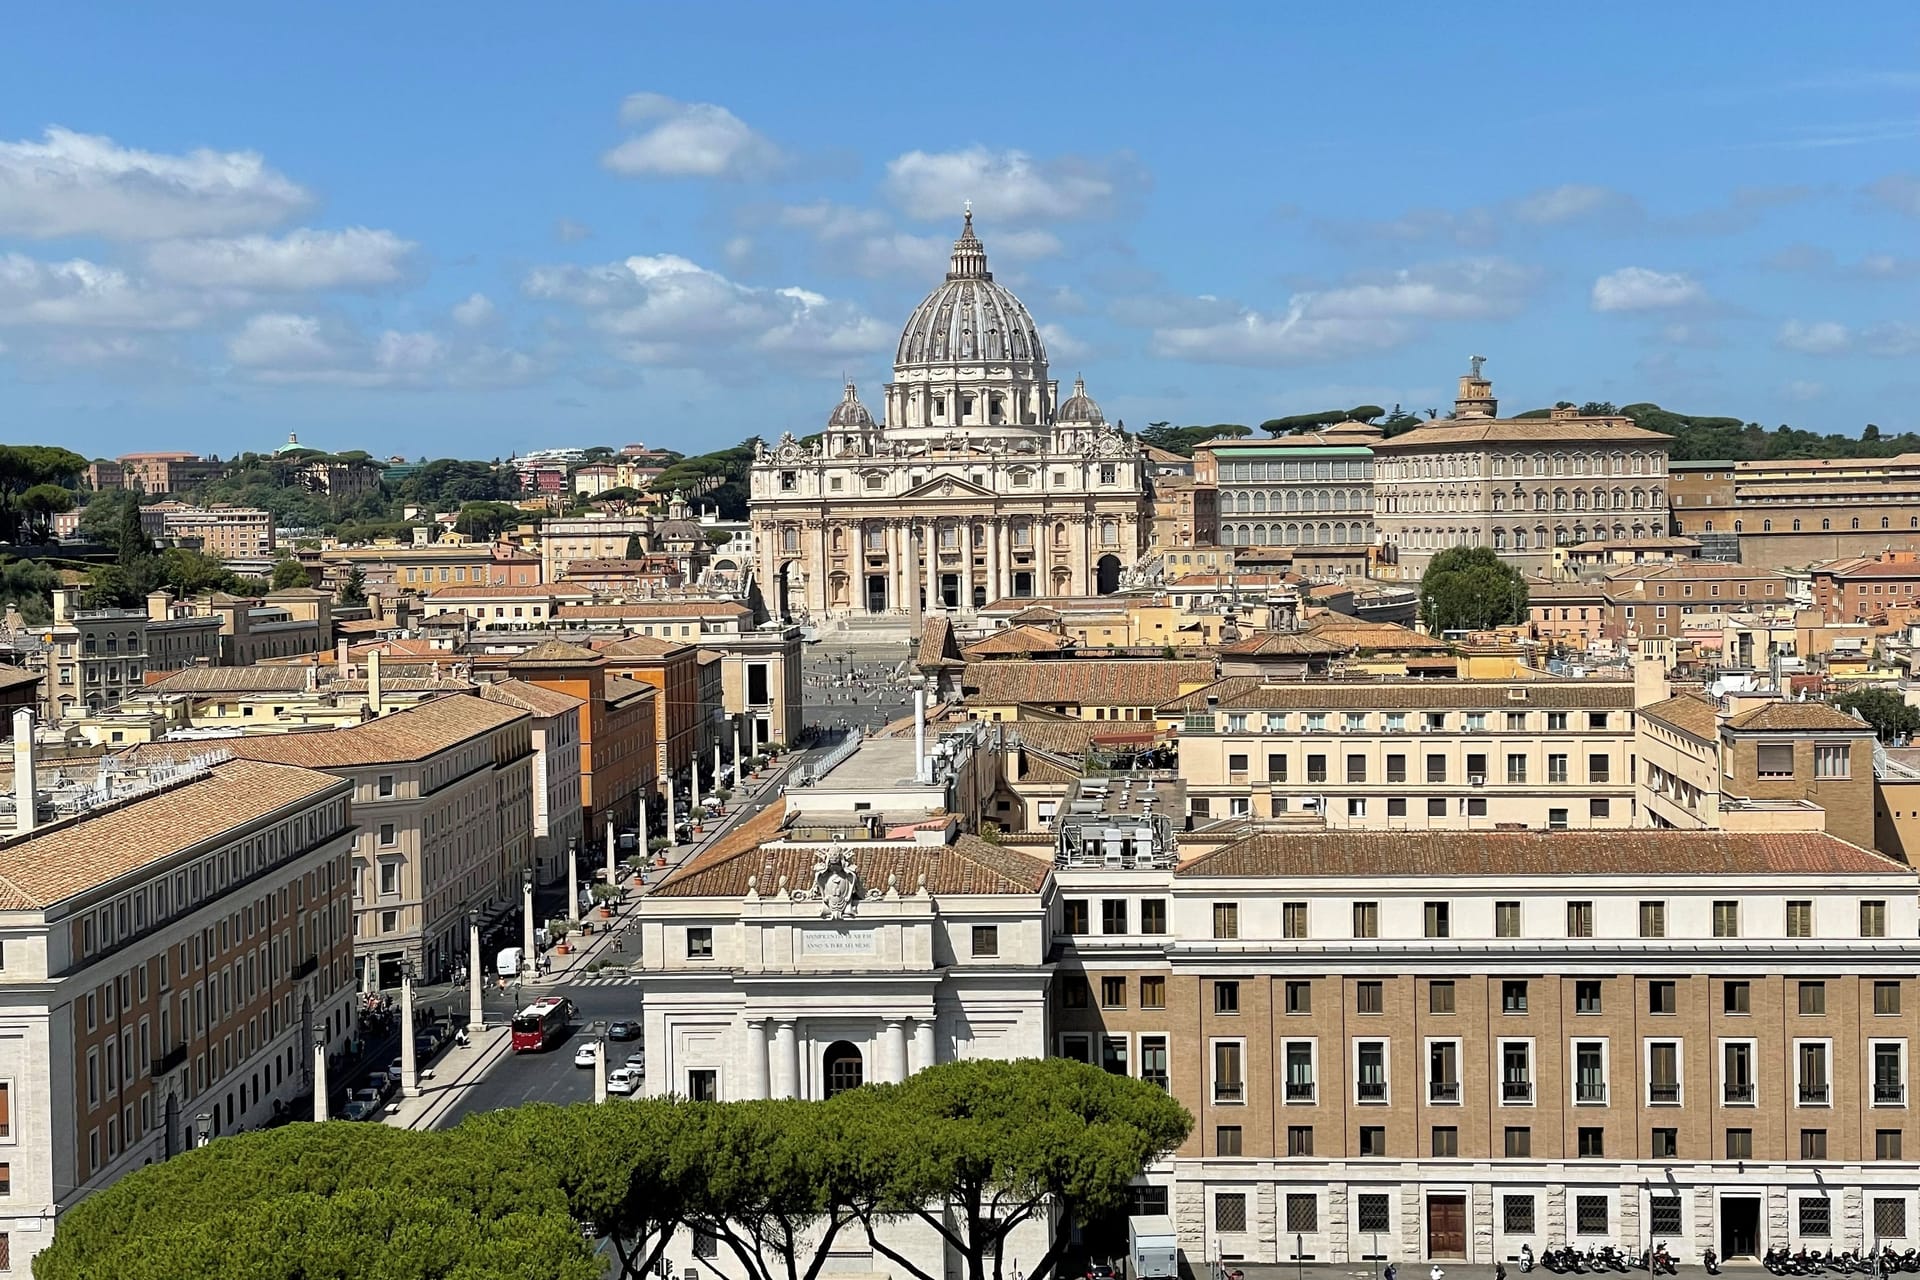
xmin=1470 ymin=775 xmax=1486 ymax=786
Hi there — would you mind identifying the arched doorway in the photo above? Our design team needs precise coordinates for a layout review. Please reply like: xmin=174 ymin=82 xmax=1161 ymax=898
xmin=823 ymin=1041 xmax=864 ymax=1097
xmin=1095 ymin=554 xmax=1122 ymax=595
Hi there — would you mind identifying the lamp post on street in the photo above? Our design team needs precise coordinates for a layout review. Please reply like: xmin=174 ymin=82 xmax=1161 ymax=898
xmin=466 ymin=908 xmax=484 ymax=1033
xmin=520 ymin=868 xmax=536 ymax=982
xmin=194 ymin=1111 xmax=214 ymax=1148
xmin=567 ymin=839 xmax=580 ymax=925
xmin=731 ymin=715 xmax=744 ymax=790
xmin=605 ymin=815 xmax=618 ymax=889
xmin=399 ymin=958 xmax=420 ymax=1098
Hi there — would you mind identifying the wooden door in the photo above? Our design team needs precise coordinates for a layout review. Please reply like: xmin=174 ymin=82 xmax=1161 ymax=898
xmin=1427 ymin=1195 xmax=1467 ymax=1259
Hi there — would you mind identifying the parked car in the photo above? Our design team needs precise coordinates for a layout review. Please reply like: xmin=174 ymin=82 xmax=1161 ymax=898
xmin=387 ymin=1058 xmax=406 ymax=1085
xmin=624 ymin=1052 xmax=646 ymax=1073
xmin=342 ymin=1099 xmax=380 ymax=1122
xmin=351 ymin=1087 xmax=384 ymax=1110
xmin=608 ymin=1020 xmax=642 ymax=1041
xmin=606 ymin=1067 xmax=641 ymax=1096
xmin=365 ymin=1073 xmax=393 ymax=1101
xmin=573 ymin=1043 xmax=599 ymax=1069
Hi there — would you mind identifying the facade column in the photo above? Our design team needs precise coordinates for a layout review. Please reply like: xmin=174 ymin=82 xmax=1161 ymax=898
xmin=773 ymin=1020 xmax=799 ymax=1098
xmin=891 ymin=519 xmax=907 ymax=612
xmin=1080 ymin=511 xmax=1094 ymax=594
xmin=664 ymin=772 xmax=678 ymax=845
xmin=985 ymin=518 xmax=1002 ymax=607
xmin=909 ymin=1017 xmax=936 ymax=1073
xmin=745 ymin=1019 xmax=770 ymax=1099
xmin=924 ymin=521 xmax=939 ymax=613
xmin=882 ymin=1019 xmax=909 ymax=1083
xmin=811 ymin=520 xmax=829 ymax=618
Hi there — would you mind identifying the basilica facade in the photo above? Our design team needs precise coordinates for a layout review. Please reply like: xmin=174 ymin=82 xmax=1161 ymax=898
xmin=749 ymin=212 xmax=1151 ymax=623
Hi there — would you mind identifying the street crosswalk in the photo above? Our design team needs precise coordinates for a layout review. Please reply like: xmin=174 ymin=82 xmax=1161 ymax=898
xmin=568 ymin=973 xmax=643 ymax=987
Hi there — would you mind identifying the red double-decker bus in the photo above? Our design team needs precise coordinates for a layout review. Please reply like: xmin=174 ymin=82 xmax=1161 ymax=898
xmin=510 ymin=996 xmax=573 ymax=1052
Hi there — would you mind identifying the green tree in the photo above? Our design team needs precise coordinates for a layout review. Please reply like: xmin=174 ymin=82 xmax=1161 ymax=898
xmin=17 ymin=483 xmax=75 ymax=543
xmin=0 ymin=556 xmax=60 ymax=623
xmin=0 ymin=444 xmax=86 ymax=544
xmin=81 ymin=564 xmax=139 ymax=609
xmin=856 ymin=1059 xmax=1192 ymax=1280
xmin=1346 ymin=404 xmax=1385 ymax=423
xmin=270 ymin=557 xmax=310 ymax=590
xmin=337 ymin=563 xmax=368 ymax=605
xmin=454 ymin=500 xmax=526 ymax=541
xmin=691 ymin=1099 xmax=877 ymax=1280
xmin=1418 ymin=546 xmax=1530 ymax=634
xmin=624 ymin=532 xmax=644 ymax=560
xmin=1835 ymin=688 xmax=1920 ymax=742
xmin=156 ymin=547 xmax=240 ymax=596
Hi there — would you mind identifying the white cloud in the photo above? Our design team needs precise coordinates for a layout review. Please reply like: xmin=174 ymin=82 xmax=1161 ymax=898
xmin=0 ymin=126 xmax=310 ymax=240
xmin=1038 ymin=323 xmax=1092 ymax=363
xmin=0 ymin=252 xmax=204 ymax=329
xmin=602 ymin=93 xmax=782 ymax=179
xmin=451 ymin=292 xmax=496 ymax=327
xmin=1863 ymin=322 xmax=1920 ymax=357
xmin=1150 ymin=258 xmax=1539 ymax=366
xmin=144 ymin=227 xmax=415 ymax=291
xmin=884 ymin=146 xmax=1140 ymax=223
xmin=1780 ymin=379 xmax=1825 ymax=402
xmin=1511 ymin=183 xmax=1639 ymax=226
xmin=226 ymin=310 xmax=536 ymax=388
xmin=523 ymin=252 xmax=884 ymax=368
xmin=1867 ymin=173 xmax=1920 ymax=216
xmin=553 ymin=217 xmax=594 ymax=243
xmin=1591 ymin=267 xmax=1707 ymax=312
xmin=1777 ymin=320 xmax=1852 ymax=354
xmin=775 ymin=201 xmax=949 ymax=279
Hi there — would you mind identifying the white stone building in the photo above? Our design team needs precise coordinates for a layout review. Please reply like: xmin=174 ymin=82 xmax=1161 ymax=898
xmin=749 ymin=212 xmax=1152 ymax=626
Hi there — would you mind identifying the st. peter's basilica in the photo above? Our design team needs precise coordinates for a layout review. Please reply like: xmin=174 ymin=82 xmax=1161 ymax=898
xmin=748 ymin=211 xmax=1150 ymax=624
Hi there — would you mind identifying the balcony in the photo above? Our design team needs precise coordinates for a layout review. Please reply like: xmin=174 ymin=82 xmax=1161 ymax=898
xmin=1799 ymin=1083 xmax=1830 ymax=1105
xmin=1502 ymin=1080 xmax=1534 ymax=1103
xmin=1649 ymin=1082 xmax=1680 ymax=1105
xmin=1357 ymin=1081 xmax=1387 ymax=1104
xmin=1142 ymin=1071 xmax=1169 ymax=1091
xmin=1285 ymin=1081 xmax=1316 ymax=1103
xmin=1875 ymin=1083 xmax=1906 ymax=1105
xmin=290 ymin=954 xmax=319 ymax=980
xmin=1429 ymin=1081 xmax=1460 ymax=1104
xmin=1575 ymin=1081 xmax=1608 ymax=1104
xmin=1213 ymin=1082 xmax=1244 ymax=1104
xmin=1724 ymin=1082 xmax=1755 ymax=1104
xmin=152 ymin=1042 xmax=188 ymax=1077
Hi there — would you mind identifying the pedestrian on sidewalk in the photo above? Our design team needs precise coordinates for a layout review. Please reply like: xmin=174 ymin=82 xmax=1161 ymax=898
xmin=1431 ymin=1265 xmax=1445 ymax=1280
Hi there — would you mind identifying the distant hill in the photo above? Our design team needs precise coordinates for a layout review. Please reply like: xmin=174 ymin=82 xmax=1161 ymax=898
xmin=1509 ymin=402 xmax=1920 ymax=463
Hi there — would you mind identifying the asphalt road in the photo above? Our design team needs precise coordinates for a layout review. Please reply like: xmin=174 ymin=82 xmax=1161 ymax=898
xmin=435 ymin=982 xmax=647 ymax=1127
xmin=802 ymin=639 xmax=920 ymax=733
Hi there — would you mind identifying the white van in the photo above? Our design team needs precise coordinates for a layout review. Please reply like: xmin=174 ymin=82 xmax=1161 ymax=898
xmin=496 ymin=946 xmax=523 ymax=978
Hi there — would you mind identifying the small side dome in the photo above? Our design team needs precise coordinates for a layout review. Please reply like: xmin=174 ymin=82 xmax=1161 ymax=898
xmin=827 ymin=382 xmax=874 ymax=429
xmin=1056 ymin=376 xmax=1104 ymax=425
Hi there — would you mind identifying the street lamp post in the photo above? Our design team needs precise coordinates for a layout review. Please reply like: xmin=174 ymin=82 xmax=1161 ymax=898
xmin=664 ymin=770 xmax=678 ymax=846
xmin=731 ymin=715 xmax=744 ymax=790
xmin=605 ymin=815 xmax=618 ymax=889
xmin=567 ymin=839 xmax=581 ymax=925
xmin=312 ymin=1023 xmax=330 ymax=1123
xmin=637 ymin=787 xmax=650 ymax=866
xmin=400 ymin=959 xmax=420 ymax=1099
xmin=466 ymin=908 xmax=485 ymax=1034
xmin=194 ymin=1112 xmax=214 ymax=1149
xmin=520 ymin=868 xmax=537 ymax=979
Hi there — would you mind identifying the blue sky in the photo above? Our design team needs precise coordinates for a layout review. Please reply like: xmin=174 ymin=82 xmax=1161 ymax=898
xmin=3 ymin=2 xmax=1917 ymax=461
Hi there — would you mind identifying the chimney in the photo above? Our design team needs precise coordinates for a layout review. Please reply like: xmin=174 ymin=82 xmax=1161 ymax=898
xmin=12 ymin=708 xmax=36 ymax=836
xmin=336 ymin=640 xmax=351 ymax=680
xmin=146 ymin=589 xmax=175 ymax=622
xmin=51 ymin=589 xmax=75 ymax=626
xmin=1633 ymin=654 xmax=1671 ymax=708
xmin=304 ymin=662 xmax=319 ymax=693
xmin=368 ymin=649 xmax=385 ymax=715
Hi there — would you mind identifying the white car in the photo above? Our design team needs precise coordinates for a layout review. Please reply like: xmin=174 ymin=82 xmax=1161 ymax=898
xmin=624 ymin=1052 xmax=645 ymax=1072
xmin=573 ymin=1043 xmax=598 ymax=1069
xmin=606 ymin=1067 xmax=640 ymax=1096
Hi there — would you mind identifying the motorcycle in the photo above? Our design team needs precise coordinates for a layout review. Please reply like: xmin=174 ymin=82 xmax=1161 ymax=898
xmin=1519 ymin=1246 xmax=1536 ymax=1274
xmin=1702 ymin=1248 xmax=1719 ymax=1276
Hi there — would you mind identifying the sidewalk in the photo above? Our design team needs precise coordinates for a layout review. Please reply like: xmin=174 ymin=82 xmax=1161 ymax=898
xmin=379 ymin=1024 xmax=515 ymax=1131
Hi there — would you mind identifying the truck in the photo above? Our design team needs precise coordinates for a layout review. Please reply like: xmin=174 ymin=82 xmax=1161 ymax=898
xmin=496 ymin=946 xmax=523 ymax=978
xmin=1127 ymin=1215 xmax=1178 ymax=1280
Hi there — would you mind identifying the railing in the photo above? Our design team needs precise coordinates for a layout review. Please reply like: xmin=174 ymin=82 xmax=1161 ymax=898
xmin=1357 ymin=1081 xmax=1387 ymax=1103
xmin=1213 ymin=1082 xmax=1244 ymax=1103
xmin=1800 ymin=1083 xmax=1830 ymax=1105
xmin=796 ymin=729 xmax=862 ymax=786
xmin=152 ymin=1043 xmax=188 ymax=1077
xmin=1429 ymin=1081 xmax=1460 ymax=1103
xmin=1142 ymin=1072 xmax=1169 ymax=1091
xmin=1649 ymin=1082 xmax=1680 ymax=1104
xmin=1576 ymin=1081 xmax=1608 ymax=1104
xmin=1503 ymin=1080 xmax=1534 ymax=1103
xmin=1876 ymin=1083 xmax=1905 ymax=1105
xmin=290 ymin=954 xmax=319 ymax=980
xmin=1285 ymin=1081 xmax=1315 ymax=1102
xmin=1724 ymin=1082 xmax=1755 ymax=1103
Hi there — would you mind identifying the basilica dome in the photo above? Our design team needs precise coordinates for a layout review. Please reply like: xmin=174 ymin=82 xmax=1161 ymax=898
xmin=894 ymin=212 xmax=1046 ymax=370
xmin=825 ymin=381 xmax=873 ymax=428
xmin=1056 ymin=376 xmax=1104 ymax=424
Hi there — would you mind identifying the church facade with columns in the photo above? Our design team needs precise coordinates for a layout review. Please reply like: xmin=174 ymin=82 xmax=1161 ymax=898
xmin=748 ymin=212 xmax=1152 ymax=624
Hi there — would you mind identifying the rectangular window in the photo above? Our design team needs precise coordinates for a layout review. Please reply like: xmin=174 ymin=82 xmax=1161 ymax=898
xmin=1575 ymin=979 xmax=1602 ymax=1014
xmin=1100 ymin=899 xmax=1128 ymax=934
xmin=1548 ymin=753 xmax=1569 ymax=783
xmin=1139 ymin=1035 xmax=1168 ymax=1089
xmin=1358 ymin=1193 xmax=1391 ymax=1234
xmin=1567 ymin=901 xmax=1594 ymax=938
xmin=1502 ymin=1041 xmax=1533 ymax=1103
xmin=1431 ymin=1125 xmax=1459 ymax=1157
xmin=1876 ymin=981 xmax=1902 ymax=1017
xmin=1212 ymin=1042 xmax=1244 ymax=1104
xmin=1650 ymin=1196 xmax=1683 ymax=1238
xmin=1386 ymin=754 xmax=1407 ymax=783
xmin=1283 ymin=1040 xmax=1315 ymax=1102
xmin=1063 ymin=899 xmax=1089 ymax=933
xmin=1757 ymin=743 xmax=1795 ymax=778
xmin=1800 ymin=1196 xmax=1833 ymax=1238
xmin=1346 ymin=754 xmax=1367 ymax=784
xmin=1282 ymin=902 xmax=1308 ymax=939
xmin=1502 ymin=980 xmax=1529 ymax=1014
xmin=1061 ymin=977 xmax=1089 ymax=1009
xmin=1639 ymin=901 xmax=1667 ymax=939
xmin=1503 ymin=1195 xmax=1536 ymax=1234
xmin=1814 ymin=744 xmax=1850 ymax=779
xmin=1353 ymin=901 xmax=1378 ymax=938
xmin=1506 ymin=754 xmax=1527 ymax=784
xmin=1651 ymin=1127 xmax=1678 ymax=1158
xmin=1306 ymin=753 xmax=1327 ymax=783
xmin=1213 ymin=981 xmax=1239 ymax=1015
xmin=1590 ymin=798 xmax=1610 ymax=821
xmin=970 ymin=925 xmax=998 ymax=957
xmin=1216 ymin=1125 xmax=1243 ymax=1157
xmin=1427 ymin=798 xmax=1446 ymax=818
xmin=1287 ymin=1125 xmax=1314 ymax=1157
xmin=1723 ymin=980 xmax=1749 ymax=1015
xmin=1799 ymin=981 xmax=1826 ymax=1016
xmin=1873 ymin=1043 xmax=1904 ymax=1105
xmin=1100 ymin=976 xmax=1127 ymax=1009
xmin=1787 ymin=900 xmax=1813 ymax=938
xmin=1359 ymin=1126 xmax=1386 ymax=1157
xmin=1724 ymin=1041 xmax=1755 ymax=1104
xmin=1575 ymin=1041 xmax=1607 ymax=1104
xmin=1212 ymin=903 xmax=1239 ymax=940
xmin=1864 ymin=901 xmax=1888 ymax=938
xmin=1577 ymin=1128 xmax=1605 ymax=1159
xmin=1504 ymin=1126 xmax=1531 ymax=1158
xmin=1286 ymin=1193 xmax=1317 ymax=1233
xmin=1648 ymin=1040 xmax=1681 ymax=1105
xmin=1495 ymin=901 xmax=1521 ymax=938
xmin=1429 ymin=1041 xmax=1460 ymax=1103
xmin=1588 ymin=753 xmax=1610 ymax=783
xmin=1140 ymin=976 xmax=1166 ymax=1010
xmin=1214 ymin=1194 xmax=1247 ymax=1233
xmin=1798 ymin=1042 xmax=1830 ymax=1105
xmin=686 ymin=927 xmax=714 ymax=959
xmin=1266 ymin=753 xmax=1287 ymax=783
xmin=1357 ymin=980 xmax=1384 ymax=1015
xmin=1801 ymin=1129 xmax=1828 ymax=1160
xmin=688 ymin=1070 xmax=718 ymax=1102
xmin=1429 ymin=981 xmax=1455 ymax=1014
xmin=1140 ymin=899 xmax=1167 ymax=934
xmin=1725 ymin=1128 xmax=1753 ymax=1160
xmin=1425 ymin=754 xmax=1446 ymax=783
xmin=1423 ymin=901 xmax=1450 ymax=939
xmin=1649 ymin=981 xmax=1676 ymax=1015
xmin=1356 ymin=1040 xmax=1388 ymax=1103
xmin=1878 ymin=1131 xmax=1904 ymax=1161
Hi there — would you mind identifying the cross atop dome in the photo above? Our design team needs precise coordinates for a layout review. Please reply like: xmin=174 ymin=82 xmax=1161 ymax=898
xmin=947 ymin=204 xmax=990 ymax=281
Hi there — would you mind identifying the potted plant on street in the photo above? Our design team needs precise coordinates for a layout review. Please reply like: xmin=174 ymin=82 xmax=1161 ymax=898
xmin=591 ymin=882 xmax=620 ymax=919
xmin=549 ymin=918 xmax=574 ymax=955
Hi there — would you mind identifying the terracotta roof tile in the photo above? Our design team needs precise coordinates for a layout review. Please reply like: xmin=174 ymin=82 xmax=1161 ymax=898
xmin=146 ymin=666 xmax=312 ymax=695
xmin=1640 ymin=692 xmax=1719 ymax=740
xmin=480 ymin=677 xmax=585 ymax=719
xmin=1163 ymin=676 xmax=1636 ymax=712
xmin=508 ymin=640 xmax=604 ymax=665
xmin=1724 ymin=702 xmax=1869 ymax=733
xmin=1216 ymin=630 xmax=1348 ymax=658
xmin=591 ymin=635 xmax=687 ymax=658
xmin=556 ymin=602 xmax=751 ymax=620
xmin=220 ymin=694 xmax=526 ymax=768
xmin=963 ymin=659 xmax=1215 ymax=707
xmin=1374 ymin=420 xmax=1671 ymax=448
xmin=0 ymin=759 xmax=347 ymax=909
xmin=963 ymin=624 xmax=1071 ymax=657
xmin=1180 ymin=830 xmax=1907 ymax=879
